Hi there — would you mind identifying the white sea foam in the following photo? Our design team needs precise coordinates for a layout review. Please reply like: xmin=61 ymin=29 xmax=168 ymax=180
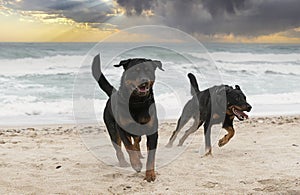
xmin=209 ymin=52 xmax=300 ymax=63
xmin=0 ymin=55 xmax=85 ymax=76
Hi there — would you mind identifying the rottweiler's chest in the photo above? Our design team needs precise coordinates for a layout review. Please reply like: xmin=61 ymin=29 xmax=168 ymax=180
xmin=129 ymin=106 xmax=152 ymax=124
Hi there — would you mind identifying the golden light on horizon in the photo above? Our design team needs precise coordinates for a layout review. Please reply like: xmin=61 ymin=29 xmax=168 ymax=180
xmin=211 ymin=31 xmax=300 ymax=44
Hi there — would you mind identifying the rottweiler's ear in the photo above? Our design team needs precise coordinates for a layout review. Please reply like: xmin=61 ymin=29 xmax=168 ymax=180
xmin=214 ymin=86 xmax=227 ymax=108
xmin=216 ymin=86 xmax=226 ymax=95
xmin=114 ymin=59 xmax=130 ymax=70
xmin=153 ymin=60 xmax=164 ymax=71
xmin=235 ymin=85 xmax=241 ymax=90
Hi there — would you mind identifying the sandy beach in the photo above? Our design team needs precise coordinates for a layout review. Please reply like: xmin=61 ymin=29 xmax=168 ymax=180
xmin=0 ymin=115 xmax=299 ymax=194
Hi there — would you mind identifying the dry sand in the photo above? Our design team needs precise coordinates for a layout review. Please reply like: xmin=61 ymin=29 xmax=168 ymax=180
xmin=0 ymin=116 xmax=300 ymax=194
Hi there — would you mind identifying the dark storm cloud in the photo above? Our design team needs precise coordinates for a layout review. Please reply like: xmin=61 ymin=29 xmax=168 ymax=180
xmin=116 ymin=0 xmax=300 ymax=36
xmin=2 ymin=0 xmax=114 ymax=24
xmin=201 ymin=0 xmax=247 ymax=17
xmin=116 ymin=0 xmax=157 ymax=15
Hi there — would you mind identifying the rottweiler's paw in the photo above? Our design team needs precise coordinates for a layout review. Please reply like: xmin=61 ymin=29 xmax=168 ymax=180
xmin=132 ymin=162 xmax=142 ymax=172
xmin=218 ymin=138 xmax=228 ymax=147
xmin=119 ymin=160 xmax=130 ymax=167
xmin=165 ymin=142 xmax=173 ymax=148
xmin=201 ymin=149 xmax=212 ymax=158
xmin=130 ymin=153 xmax=142 ymax=172
xmin=144 ymin=170 xmax=156 ymax=182
xmin=138 ymin=153 xmax=145 ymax=159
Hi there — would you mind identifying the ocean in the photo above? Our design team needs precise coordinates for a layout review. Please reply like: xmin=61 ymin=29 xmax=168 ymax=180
xmin=0 ymin=42 xmax=300 ymax=126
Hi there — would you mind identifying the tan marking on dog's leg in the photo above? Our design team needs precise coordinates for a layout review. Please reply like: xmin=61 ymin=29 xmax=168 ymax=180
xmin=218 ymin=126 xmax=235 ymax=147
xmin=123 ymin=137 xmax=142 ymax=172
xmin=133 ymin=137 xmax=144 ymax=159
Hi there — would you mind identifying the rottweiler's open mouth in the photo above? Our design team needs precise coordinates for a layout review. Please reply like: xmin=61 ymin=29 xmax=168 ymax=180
xmin=137 ymin=82 xmax=150 ymax=94
xmin=232 ymin=107 xmax=248 ymax=121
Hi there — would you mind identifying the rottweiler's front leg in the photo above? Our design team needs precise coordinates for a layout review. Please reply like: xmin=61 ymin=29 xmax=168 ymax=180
xmin=118 ymin=129 xmax=142 ymax=172
xmin=219 ymin=117 xmax=234 ymax=147
xmin=218 ymin=126 xmax=235 ymax=147
xmin=144 ymin=132 xmax=158 ymax=182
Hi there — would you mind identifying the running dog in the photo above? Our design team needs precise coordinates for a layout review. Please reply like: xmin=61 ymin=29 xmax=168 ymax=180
xmin=92 ymin=54 xmax=164 ymax=182
xmin=166 ymin=73 xmax=252 ymax=156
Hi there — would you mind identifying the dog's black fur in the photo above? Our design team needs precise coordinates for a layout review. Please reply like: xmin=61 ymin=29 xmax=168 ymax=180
xmin=166 ymin=73 xmax=252 ymax=155
xmin=92 ymin=54 xmax=163 ymax=182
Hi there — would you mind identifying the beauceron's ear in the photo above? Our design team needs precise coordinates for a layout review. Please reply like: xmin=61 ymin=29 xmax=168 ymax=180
xmin=152 ymin=60 xmax=164 ymax=71
xmin=114 ymin=59 xmax=130 ymax=70
xmin=235 ymin=85 xmax=241 ymax=90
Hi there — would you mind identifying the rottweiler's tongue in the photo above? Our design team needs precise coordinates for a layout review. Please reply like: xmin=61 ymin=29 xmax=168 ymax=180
xmin=233 ymin=108 xmax=249 ymax=119
xmin=138 ymin=85 xmax=147 ymax=93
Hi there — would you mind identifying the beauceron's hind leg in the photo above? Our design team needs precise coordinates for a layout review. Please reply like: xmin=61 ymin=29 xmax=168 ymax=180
xmin=178 ymin=119 xmax=203 ymax=146
xmin=104 ymin=114 xmax=129 ymax=167
xmin=218 ymin=126 xmax=235 ymax=147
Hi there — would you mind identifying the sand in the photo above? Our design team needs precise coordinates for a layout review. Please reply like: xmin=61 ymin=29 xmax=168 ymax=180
xmin=0 ymin=115 xmax=299 ymax=194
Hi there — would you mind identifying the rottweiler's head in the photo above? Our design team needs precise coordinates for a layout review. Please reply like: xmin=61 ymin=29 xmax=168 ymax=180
xmin=225 ymin=85 xmax=252 ymax=121
xmin=115 ymin=58 xmax=164 ymax=97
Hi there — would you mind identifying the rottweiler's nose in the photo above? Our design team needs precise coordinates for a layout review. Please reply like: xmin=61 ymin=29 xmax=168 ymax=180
xmin=246 ymin=104 xmax=252 ymax=112
xmin=140 ymin=78 xmax=149 ymax=84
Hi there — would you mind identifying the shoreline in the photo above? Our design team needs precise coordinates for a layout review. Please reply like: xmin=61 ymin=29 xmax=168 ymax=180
xmin=1 ymin=114 xmax=300 ymax=128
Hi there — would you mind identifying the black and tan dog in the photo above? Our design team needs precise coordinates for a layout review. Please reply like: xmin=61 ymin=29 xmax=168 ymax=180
xmin=166 ymin=73 xmax=252 ymax=156
xmin=92 ymin=54 xmax=163 ymax=182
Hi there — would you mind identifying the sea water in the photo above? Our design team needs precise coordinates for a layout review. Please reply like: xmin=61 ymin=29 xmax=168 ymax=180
xmin=0 ymin=42 xmax=299 ymax=126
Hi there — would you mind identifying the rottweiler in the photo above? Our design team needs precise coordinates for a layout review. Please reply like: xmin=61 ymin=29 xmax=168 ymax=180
xmin=166 ymin=73 xmax=252 ymax=156
xmin=91 ymin=54 xmax=164 ymax=182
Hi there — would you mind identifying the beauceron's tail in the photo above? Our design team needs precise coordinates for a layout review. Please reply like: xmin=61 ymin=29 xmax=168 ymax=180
xmin=187 ymin=73 xmax=200 ymax=95
xmin=91 ymin=54 xmax=115 ymax=97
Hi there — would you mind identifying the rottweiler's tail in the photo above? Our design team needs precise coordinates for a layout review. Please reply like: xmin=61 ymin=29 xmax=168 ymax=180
xmin=92 ymin=54 xmax=115 ymax=97
xmin=187 ymin=73 xmax=200 ymax=95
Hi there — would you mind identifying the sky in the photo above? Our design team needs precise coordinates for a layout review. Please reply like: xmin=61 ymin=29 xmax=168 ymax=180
xmin=1 ymin=0 xmax=300 ymax=43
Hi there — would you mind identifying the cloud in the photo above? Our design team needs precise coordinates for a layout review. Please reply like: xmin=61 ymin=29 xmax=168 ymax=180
xmin=116 ymin=0 xmax=157 ymax=15
xmin=115 ymin=0 xmax=300 ymax=37
xmin=2 ymin=0 xmax=114 ymax=25
xmin=2 ymin=0 xmax=300 ymax=38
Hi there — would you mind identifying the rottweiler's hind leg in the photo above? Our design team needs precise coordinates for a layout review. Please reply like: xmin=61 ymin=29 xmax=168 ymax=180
xmin=165 ymin=116 xmax=190 ymax=148
xmin=178 ymin=119 xmax=203 ymax=146
xmin=166 ymin=99 xmax=198 ymax=148
xmin=203 ymin=122 xmax=213 ymax=156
